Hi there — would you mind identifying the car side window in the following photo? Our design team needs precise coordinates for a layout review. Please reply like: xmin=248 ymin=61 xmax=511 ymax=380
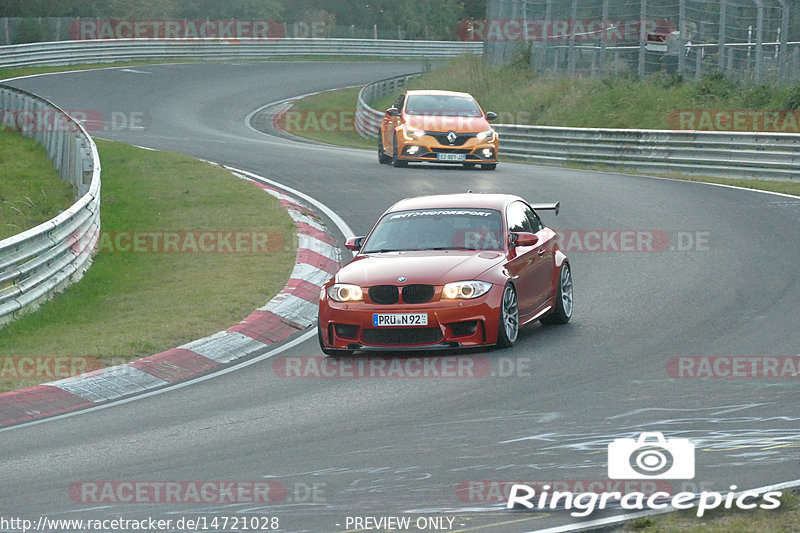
xmin=526 ymin=207 xmax=544 ymax=232
xmin=393 ymin=94 xmax=405 ymax=111
xmin=506 ymin=202 xmax=534 ymax=233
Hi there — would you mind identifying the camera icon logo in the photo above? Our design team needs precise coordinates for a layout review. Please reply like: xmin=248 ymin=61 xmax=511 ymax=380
xmin=608 ymin=432 xmax=695 ymax=479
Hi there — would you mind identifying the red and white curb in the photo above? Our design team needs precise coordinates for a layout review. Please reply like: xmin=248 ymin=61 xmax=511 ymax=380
xmin=0 ymin=173 xmax=342 ymax=426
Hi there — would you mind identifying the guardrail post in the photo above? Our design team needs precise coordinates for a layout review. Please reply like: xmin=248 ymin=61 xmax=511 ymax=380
xmin=600 ymin=0 xmax=608 ymax=76
xmin=638 ymin=0 xmax=647 ymax=78
xmin=718 ymin=0 xmax=727 ymax=72
xmin=753 ymin=0 xmax=764 ymax=84
xmin=678 ymin=0 xmax=686 ymax=76
xmin=568 ymin=0 xmax=577 ymax=76
xmin=777 ymin=0 xmax=789 ymax=84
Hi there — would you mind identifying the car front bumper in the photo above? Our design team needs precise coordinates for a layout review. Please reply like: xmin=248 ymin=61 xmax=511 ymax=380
xmin=318 ymin=287 xmax=504 ymax=351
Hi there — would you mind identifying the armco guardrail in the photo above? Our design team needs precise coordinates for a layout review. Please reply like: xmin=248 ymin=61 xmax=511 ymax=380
xmin=0 ymin=85 xmax=101 ymax=327
xmin=0 ymin=38 xmax=483 ymax=69
xmin=493 ymin=125 xmax=800 ymax=180
xmin=355 ymin=75 xmax=800 ymax=181
xmin=355 ymin=73 xmax=421 ymax=139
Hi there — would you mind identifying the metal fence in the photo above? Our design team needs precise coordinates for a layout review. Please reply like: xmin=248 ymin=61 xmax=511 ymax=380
xmin=355 ymin=73 xmax=799 ymax=180
xmin=0 ymin=86 xmax=101 ymax=328
xmin=0 ymin=38 xmax=483 ymax=69
xmin=483 ymin=0 xmax=800 ymax=84
xmin=355 ymin=73 xmax=421 ymax=139
xmin=0 ymin=18 xmax=463 ymax=45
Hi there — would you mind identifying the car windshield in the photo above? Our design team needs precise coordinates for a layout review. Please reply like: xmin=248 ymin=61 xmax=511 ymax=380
xmin=362 ymin=208 xmax=505 ymax=253
xmin=405 ymin=95 xmax=483 ymax=117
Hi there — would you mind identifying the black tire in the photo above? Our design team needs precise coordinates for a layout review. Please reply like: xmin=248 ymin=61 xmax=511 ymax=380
xmin=496 ymin=283 xmax=519 ymax=348
xmin=541 ymin=263 xmax=573 ymax=325
xmin=481 ymin=163 xmax=497 ymax=170
xmin=378 ymin=135 xmax=392 ymax=164
xmin=318 ymin=321 xmax=354 ymax=356
xmin=392 ymin=135 xmax=408 ymax=167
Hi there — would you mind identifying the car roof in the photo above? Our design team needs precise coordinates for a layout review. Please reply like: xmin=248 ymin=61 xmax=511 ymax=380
xmin=404 ymin=90 xmax=475 ymax=98
xmin=388 ymin=193 xmax=525 ymax=212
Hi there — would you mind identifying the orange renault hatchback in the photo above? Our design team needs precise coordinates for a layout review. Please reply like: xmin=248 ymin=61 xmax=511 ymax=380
xmin=378 ymin=90 xmax=499 ymax=170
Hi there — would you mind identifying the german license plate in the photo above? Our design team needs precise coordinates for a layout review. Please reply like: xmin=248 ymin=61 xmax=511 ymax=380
xmin=372 ymin=313 xmax=428 ymax=327
xmin=437 ymin=153 xmax=466 ymax=162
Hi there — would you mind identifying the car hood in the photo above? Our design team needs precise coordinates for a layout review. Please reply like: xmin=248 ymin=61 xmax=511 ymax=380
xmin=336 ymin=250 xmax=505 ymax=286
xmin=404 ymin=115 xmax=491 ymax=133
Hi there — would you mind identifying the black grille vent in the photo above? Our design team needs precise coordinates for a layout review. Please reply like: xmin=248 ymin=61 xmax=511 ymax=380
xmin=362 ymin=327 xmax=443 ymax=346
xmin=428 ymin=132 xmax=475 ymax=146
xmin=369 ymin=285 xmax=399 ymax=304
xmin=431 ymin=148 xmax=471 ymax=154
xmin=334 ymin=324 xmax=359 ymax=340
xmin=402 ymin=284 xmax=435 ymax=304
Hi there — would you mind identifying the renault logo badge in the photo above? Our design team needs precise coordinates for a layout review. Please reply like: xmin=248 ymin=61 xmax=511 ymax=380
xmin=447 ymin=131 xmax=457 ymax=144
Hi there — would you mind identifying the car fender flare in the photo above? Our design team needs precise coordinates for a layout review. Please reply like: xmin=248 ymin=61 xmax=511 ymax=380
xmin=555 ymin=250 xmax=568 ymax=268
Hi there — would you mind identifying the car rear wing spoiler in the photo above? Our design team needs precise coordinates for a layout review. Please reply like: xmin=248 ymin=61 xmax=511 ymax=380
xmin=532 ymin=202 xmax=560 ymax=216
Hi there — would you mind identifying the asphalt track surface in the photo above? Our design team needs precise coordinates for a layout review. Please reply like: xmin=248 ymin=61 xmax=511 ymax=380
xmin=2 ymin=61 xmax=799 ymax=532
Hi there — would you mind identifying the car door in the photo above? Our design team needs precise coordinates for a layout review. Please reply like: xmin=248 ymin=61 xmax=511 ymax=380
xmin=504 ymin=201 xmax=539 ymax=316
xmin=381 ymin=93 xmax=405 ymax=153
xmin=525 ymin=206 xmax=556 ymax=310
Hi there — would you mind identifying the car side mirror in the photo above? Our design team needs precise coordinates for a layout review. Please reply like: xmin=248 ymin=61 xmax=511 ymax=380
xmin=345 ymin=236 xmax=366 ymax=251
xmin=510 ymin=232 xmax=538 ymax=247
xmin=486 ymin=111 xmax=498 ymax=121
xmin=385 ymin=107 xmax=400 ymax=117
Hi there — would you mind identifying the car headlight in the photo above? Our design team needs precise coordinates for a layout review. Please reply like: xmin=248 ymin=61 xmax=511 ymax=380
xmin=327 ymin=283 xmax=364 ymax=302
xmin=442 ymin=281 xmax=492 ymax=300
xmin=402 ymin=126 xmax=425 ymax=140
xmin=476 ymin=129 xmax=495 ymax=141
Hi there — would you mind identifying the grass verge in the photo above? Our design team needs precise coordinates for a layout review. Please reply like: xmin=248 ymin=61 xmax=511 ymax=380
xmin=0 ymin=139 xmax=296 ymax=393
xmin=278 ymin=87 xmax=374 ymax=149
xmin=369 ymin=55 xmax=800 ymax=130
xmin=0 ymin=129 xmax=75 ymax=240
xmin=617 ymin=491 xmax=799 ymax=533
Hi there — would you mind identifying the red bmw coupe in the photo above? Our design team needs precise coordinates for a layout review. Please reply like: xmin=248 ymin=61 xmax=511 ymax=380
xmin=317 ymin=193 xmax=572 ymax=355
